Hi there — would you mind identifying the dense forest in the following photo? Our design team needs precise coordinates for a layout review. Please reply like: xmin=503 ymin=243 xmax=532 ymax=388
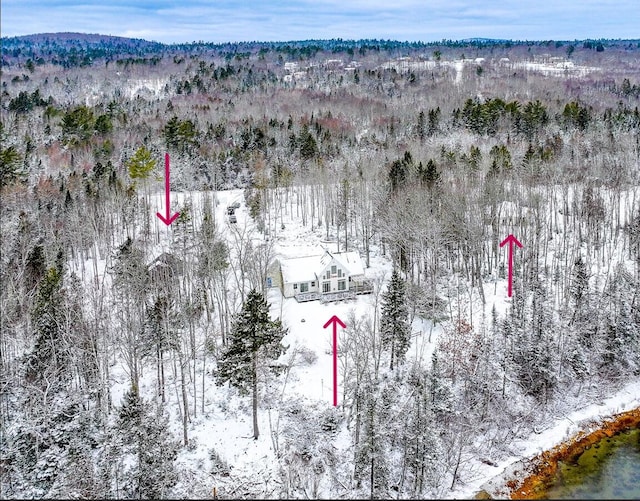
xmin=1 ymin=34 xmax=639 ymax=499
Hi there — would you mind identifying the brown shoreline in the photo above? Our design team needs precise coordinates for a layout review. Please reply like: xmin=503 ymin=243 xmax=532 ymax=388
xmin=506 ymin=407 xmax=640 ymax=499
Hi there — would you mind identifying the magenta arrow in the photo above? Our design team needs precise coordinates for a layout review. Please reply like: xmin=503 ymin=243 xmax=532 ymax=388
xmin=323 ymin=315 xmax=346 ymax=406
xmin=500 ymin=234 xmax=523 ymax=297
xmin=156 ymin=153 xmax=179 ymax=226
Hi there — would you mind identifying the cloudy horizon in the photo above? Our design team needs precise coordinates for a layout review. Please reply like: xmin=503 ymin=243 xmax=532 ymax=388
xmin=2 ymin=0 xmax=639 ymax=44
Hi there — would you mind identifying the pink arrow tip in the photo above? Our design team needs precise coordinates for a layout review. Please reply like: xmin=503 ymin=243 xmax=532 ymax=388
xmin=324 ymin=315 xmax=346 ymax=329
xmin=500 ymin=234 xmax=523 ymax=248
xmin=156 ymin=212 xmax=180 ymax=226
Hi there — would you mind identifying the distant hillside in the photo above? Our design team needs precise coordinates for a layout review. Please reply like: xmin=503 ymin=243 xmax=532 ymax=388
xmin=1 ymin=32 xmax=165 ymax=67
xmin=8 ymin=32 xmax=162 ymax=45
xmin=2 ymin=32 xmax=638 ymax=69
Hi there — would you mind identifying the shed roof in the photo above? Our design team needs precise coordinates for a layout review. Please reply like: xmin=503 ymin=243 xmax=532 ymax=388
xmin=148 ymin=252 xmax=182 ymax=273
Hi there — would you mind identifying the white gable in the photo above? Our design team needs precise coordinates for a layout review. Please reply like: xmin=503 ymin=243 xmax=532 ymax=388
xmin=318 ymin=251 xmax=365 ymax=278
xmin=333 ymin=251 xmax=365 ymax=276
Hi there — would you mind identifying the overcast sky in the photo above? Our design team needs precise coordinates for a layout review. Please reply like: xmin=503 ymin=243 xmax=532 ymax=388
xmin=2 ymin=0 xmax=638 ymax=44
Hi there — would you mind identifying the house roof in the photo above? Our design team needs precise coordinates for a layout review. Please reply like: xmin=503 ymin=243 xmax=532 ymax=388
xmin=148 ymin=252 xmax=182 ymax=272
xmin=280 ymin=250 xmax=365 ymax=284
xmin=280 ymin=255 xmax=322 ymax=284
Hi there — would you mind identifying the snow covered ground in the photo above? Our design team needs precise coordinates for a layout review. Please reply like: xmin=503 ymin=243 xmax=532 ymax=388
xmin=65 ymin=184 xmax=639 ymax=499
xmin=379 ymin=55 xmax=599 ymax=85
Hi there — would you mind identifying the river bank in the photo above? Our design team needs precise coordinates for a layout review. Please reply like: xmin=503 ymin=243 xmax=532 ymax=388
xmin=465 ymin=378 xmax=640 ymax=500
xmin=508 ymin=407 xmax=640 ymax=499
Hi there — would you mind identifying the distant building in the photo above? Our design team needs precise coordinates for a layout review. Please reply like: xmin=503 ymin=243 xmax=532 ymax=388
xmin=270 ymin=250 xmax=373 ymax=303
xmin=148 ymin=252 xmax=183 ymax=288
xmin=324 ymin=59 xmax=344 ymax=69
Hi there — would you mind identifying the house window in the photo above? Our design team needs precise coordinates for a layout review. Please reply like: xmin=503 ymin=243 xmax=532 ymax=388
xmin=311 ymin=281 xmax=315 ymax=287
xmin=323 ymin=282 xmax=330 ymax=293
xmin=337 ymin=268 xmax=343 ymax=278
xmin=331 ymin=265 xmax=337 ymax=275
xmin=300 ymin=282 xmax=309 ymax=293
xmin=325 ymin=270 xmax=331 ymax=280
xmin=293 ymin=283 xmax=298 ymax=290
xmin=338 ymin=280 xmax=346 ymax=291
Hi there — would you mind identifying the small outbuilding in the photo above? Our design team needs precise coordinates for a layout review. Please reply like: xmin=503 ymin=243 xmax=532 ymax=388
xmin=148 ymin=252 xmax=183 ymax=287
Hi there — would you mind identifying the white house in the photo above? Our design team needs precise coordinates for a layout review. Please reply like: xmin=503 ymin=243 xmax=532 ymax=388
xmin=271 ymin=250 xmax=372 ymax=302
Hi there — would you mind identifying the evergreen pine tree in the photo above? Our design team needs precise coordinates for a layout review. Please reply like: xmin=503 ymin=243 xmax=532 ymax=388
xmin=105 ymin=387 xmax=178 ymax=499
xmin=425 ymin=159 xmax=439 ymax=187
xmin=417 ymin=110 xmax=426 ymax=141
xmin=402 ymin=366 xmax=446 ymax=497
xmin=427 ymin=107 xmax=441 ymax=136
xmin=126 ymin=146 xmax=156 ymax=183
xmin=26 ymin=267 xmax=67 ymax=384
xmin=570 ymin=255 xmax=594 ymax=348
xmin=570 ymin=255 xmax=589 ymax=309
xmin=511 ymin=284 xmax=558 ymax=402
xmin=111 ymin=237 xmax=149 ymax=293
xmin=388 ymin=152 xmax=413 ymax=193
xmin=110 ymin=237 xmax=149 ymax=388
xmin=0 ymin=144 xmax=23 ymax=188
xmin=380 ymin=269 xmax=410 ymax=370
xmin=429 ymin=352 xmax=453 ymax=420
xmin=24 ymin=244 xmax=46 ymax=292
xmin=528 ymin=331 xmax=557 ymax=403
xmin=141 ymin=295 xmax=179 ymax=402
xmin=216 ymin=289 xmax=287 ymax=439
xmin=299 ymin=124 xmax=318 ymax=159
xmin=354 ymin=379 xmax=391 ymax=498
xmin=600 ymin=265 xmax=640 ymax=376
xmin=7 ymin=393 xmax=103 ymax=498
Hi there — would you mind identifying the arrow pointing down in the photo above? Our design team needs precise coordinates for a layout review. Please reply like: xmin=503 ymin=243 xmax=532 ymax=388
xmin=156 ymin=153 xmax=180 ymax=226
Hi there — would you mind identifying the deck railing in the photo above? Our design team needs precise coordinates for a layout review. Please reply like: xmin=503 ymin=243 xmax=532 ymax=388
xmin=320 ymin=291 xmax=356 ymax=303
xmin=350 ymin=280 xmax=374 ymax=295
xmin=294 ymin=292 xmax=321 ymax=302
xmin=293 ymin=280 xmax=374 ymax=303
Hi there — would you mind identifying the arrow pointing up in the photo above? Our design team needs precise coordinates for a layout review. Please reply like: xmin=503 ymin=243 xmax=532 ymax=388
xmin=500 ymin=234 xmax=523 ymax=297
xmin=323 ymin=315 xmax=346 ymax=406
xmin=323 ymin=315 xmax=347 ymax=330
xmin=156 ymin=153 xmax=180 ymax=226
